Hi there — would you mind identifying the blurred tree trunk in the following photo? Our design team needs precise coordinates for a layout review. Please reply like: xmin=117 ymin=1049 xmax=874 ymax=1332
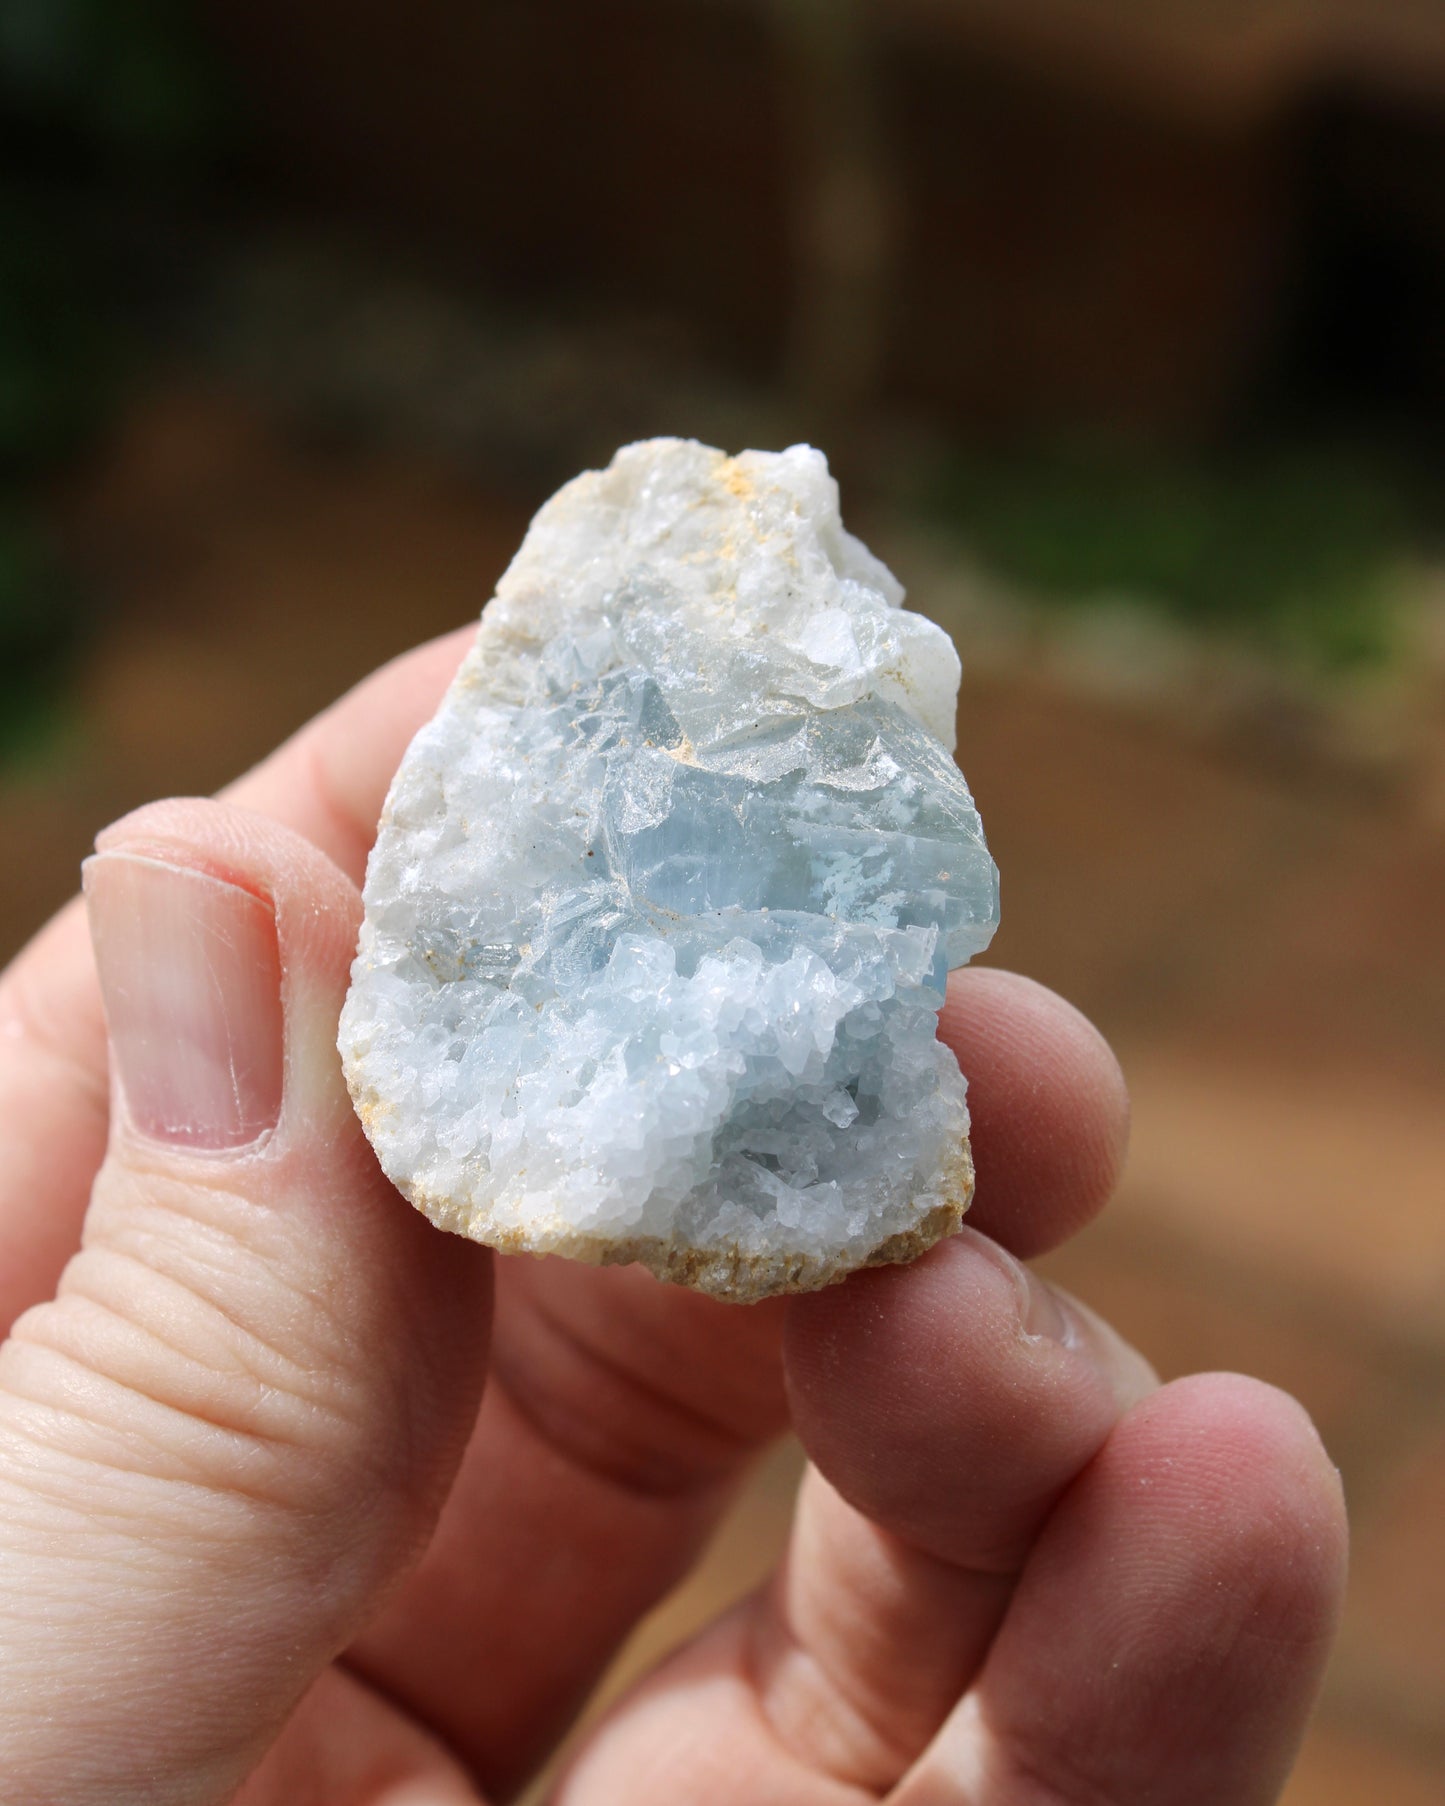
xmin=769 ymin=0 xmax=895 ymax=459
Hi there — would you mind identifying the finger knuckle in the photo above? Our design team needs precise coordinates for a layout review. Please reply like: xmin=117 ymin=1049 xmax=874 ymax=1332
xmin=0 ymin=1179 xmax=383 ymax=1516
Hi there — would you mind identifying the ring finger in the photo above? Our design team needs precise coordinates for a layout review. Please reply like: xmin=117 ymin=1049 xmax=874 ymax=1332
xmin=550 ymin=1230 xmax=1160 ymax=1801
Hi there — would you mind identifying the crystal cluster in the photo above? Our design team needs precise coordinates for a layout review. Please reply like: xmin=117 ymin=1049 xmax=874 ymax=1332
xmin=339 ymin=440 xmax=999 ymax=1300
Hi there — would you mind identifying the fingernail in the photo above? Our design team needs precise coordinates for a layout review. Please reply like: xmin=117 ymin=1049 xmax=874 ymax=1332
xmin=957 ymin=1226 xmax=1073 ymax=1344
xmin=84 ymin=852 xmax=284 ymax=1150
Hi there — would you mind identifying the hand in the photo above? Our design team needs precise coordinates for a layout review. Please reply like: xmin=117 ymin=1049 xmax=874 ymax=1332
xmin=0 ymin=630 xmax=1346 ymax=1805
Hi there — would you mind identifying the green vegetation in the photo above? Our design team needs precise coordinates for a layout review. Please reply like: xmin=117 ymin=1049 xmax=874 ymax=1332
xmin=0 ymin=0 xmax=214 ymax=160
xmin=0 ymin=0 xmax=218 ymax=761
xmin=0 ymin=515 xmax=85 ymax=763
xmin=926 ymin=443 xmax=1420 ymax=669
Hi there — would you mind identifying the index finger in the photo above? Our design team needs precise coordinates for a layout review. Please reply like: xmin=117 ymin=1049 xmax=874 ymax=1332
xmin=941 ymin=966 xmax=1131 ymax=1257
xmin=228 ymin=626 xmax=474 ymax=882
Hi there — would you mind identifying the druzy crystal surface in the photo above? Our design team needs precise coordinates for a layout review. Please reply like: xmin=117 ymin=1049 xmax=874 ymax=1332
xmin=340 ymin=440 xmax=999 ymax=1299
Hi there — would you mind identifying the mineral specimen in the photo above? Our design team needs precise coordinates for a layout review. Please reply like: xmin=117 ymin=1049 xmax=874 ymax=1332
xmin=339 ymin=440 xmax=999 ymax=1300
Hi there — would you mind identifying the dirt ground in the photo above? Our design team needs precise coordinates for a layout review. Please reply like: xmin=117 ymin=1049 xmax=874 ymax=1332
xmin=4 ymin=386 xmax=1442 ymax=1801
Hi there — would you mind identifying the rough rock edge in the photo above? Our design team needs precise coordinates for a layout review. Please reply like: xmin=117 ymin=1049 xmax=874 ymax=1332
xmin=349 ymin=1065 xmax=973 ymax=1301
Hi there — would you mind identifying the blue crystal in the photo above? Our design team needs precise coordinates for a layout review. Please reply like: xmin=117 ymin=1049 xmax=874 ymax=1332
xmin=341 ymin=440 xmax=1000 ymax=1298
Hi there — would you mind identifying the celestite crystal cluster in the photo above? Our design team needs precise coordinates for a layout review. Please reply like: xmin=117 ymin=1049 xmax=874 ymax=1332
xmin=340 ymin=440 xmax=999 ymax=1299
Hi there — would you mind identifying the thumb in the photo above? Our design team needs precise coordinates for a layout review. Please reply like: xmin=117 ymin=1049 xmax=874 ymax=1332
xmin=0 ymin=798 xmax=491 ymax=1806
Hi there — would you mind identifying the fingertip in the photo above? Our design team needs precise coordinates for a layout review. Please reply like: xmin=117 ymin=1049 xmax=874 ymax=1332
xmin=94 ymin=795 xmax=360 ymax=914
xmin=93 ymin=797 xmax=365 ymax=1133
xmin=1171 ymin=1370 xmax=1346 ymax=1548
xmin=1087 ymin=1372 xmax=1349 ymax=1650
xmin=940 ymin=967 xmax=1130 ymax=1256
xmin=784 ymin=1233 xmax=1019 ymax=1405
xmin=783 ymin=1239 xmax=1003 ymax=1527
xmin=1122 ymin=1372 xmax=1345 ymax=1509
xmin=946 ymin=1375 xmax=1348 ymax=1806
xmin=783 ymin=1231 xmax=1130 ymax=1567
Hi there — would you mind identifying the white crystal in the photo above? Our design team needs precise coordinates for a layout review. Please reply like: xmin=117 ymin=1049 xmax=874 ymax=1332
xmin=340 ymin=440 xmax=999 ymax=1300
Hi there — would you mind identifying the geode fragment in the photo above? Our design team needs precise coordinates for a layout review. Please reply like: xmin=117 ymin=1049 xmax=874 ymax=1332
xmin=339 ymin=440 xmax=999 ymax=1300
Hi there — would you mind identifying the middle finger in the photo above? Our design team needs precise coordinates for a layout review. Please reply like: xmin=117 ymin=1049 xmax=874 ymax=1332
xmin=548 ymin=1225 xmax=1156 ymax=1803
xmin=341 ymin=970 xmax=1131 ymax=1799
xmin=762 ymin=1232 xmax=1157 ymax=1787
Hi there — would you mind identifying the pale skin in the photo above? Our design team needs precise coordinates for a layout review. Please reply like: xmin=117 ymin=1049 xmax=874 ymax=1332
xmin=0 ymin=628 xmax=1347 ymax=1805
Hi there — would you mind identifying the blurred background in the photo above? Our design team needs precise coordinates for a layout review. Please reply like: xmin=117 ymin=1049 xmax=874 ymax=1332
xmin=2 ymin=2 xmax=1442 ymax=1799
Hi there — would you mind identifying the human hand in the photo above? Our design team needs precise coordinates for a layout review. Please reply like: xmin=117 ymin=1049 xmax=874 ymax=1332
xmin=0 ymin=630 xmax=1346 ymax=1804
